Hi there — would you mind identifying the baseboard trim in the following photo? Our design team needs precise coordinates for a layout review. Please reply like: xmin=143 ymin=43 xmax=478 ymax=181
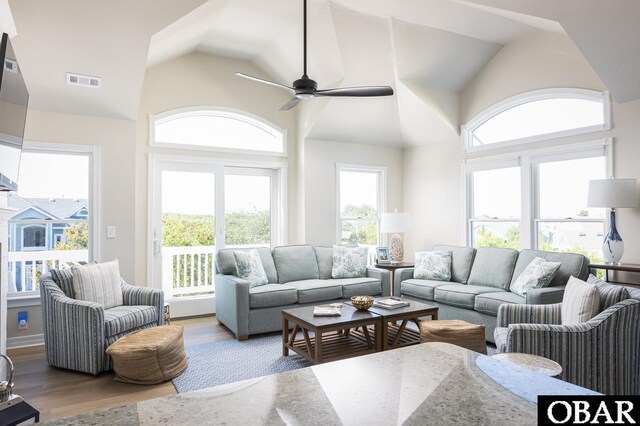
xmin=8 ymin=333 xmax=44 ymax=349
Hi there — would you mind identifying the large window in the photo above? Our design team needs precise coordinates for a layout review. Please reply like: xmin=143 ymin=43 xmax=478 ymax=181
xmin=337 ymin=166 xmax=386 ymax=250
xmin=152 ymin=107 xmax=286 ymax=155
xmin=8 ymin=145 xmax=97 ymax=294
xmin=465 ymin=89 xmax=610 ymax=265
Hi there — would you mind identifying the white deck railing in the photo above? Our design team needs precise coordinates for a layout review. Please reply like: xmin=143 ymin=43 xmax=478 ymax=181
xmin=7 ymin=249 xmax=89 ymax=292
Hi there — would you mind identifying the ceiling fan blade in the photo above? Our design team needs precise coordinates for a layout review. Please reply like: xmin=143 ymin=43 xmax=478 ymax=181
xmin=235 ymin=72 xmax=295 ymax=94
xmin=279 ymin=97 xmax=303 ymax=111
xmin=315 ymin=86 xmax=394 ymax=97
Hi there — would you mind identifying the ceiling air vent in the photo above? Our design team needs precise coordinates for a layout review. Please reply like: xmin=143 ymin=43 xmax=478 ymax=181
xmin=66 ymin=72 xmax=101 ymax=89
xmin=4 ymin=58 xmax=18 ymax=74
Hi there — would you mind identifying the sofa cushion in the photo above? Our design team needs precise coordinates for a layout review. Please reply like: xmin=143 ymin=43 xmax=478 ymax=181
xmin=216 ymin=247 xmax=278 ymax=283
xmin=401 ymin=279 xmax=450 ymax=301
xmin=286 ymin=279 xmax=343 ymax=304
xmin=509 ymin=257 xmax=561 ymax=297
xmin=434 ymin=284 xmax=503 ymax=309
xmin=511 ymin=249 xmax=589 ymax=288
xmin=314 ymin=246 xmax=334 ymax=279
xmin=273 ymin=245 xmax=320 ymax=284
xmin=332 ymin=246 xmax=369 ymax=278
xmin=335 ymin=277 xmax=382 ymax=297
xmin=104 ymin=305 xmax=159 ymax=338
xmin=72 ymin=260 xmax=124 ymax=309
xmin=414 ymin=251 xmax=452 ymax=281
xmin=234 ymin=249 xmax=268 ymax=288
xmin=562 ymin=276 xmax=600 ymax=325
xmin=587 ymin=274 xmax=629 ymax=312
xmin=467 ymin=247 xmax=518 ymax=290
xmin=249 ymin=284 xmax=298 ymax=309
xmin=475 ymin=292 xmax=525 ymax=316
xmin=433 ymin=245 xmax=476 ymax=284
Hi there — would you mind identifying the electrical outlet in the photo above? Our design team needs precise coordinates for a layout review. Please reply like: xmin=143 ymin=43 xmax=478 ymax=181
xmin=107 ymin=226 xmax=116 ymax=239
xmin=18 ymin=311 xmax=28 ymax=330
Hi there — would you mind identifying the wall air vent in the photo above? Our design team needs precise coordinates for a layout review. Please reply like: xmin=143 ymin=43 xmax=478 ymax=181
xmin=66 ymin=72 xmax=101 ymax=89
xmin=4 ymin=58 xmax=18 ymax=74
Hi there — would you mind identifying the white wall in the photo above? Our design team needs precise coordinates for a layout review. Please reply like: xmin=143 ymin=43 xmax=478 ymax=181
xmin=404 ymin=30 xmax=640 ymax=280
xmin=304 ymin=138 xmax=404 ymax=247
xmin=135 ymin=52 xmax=299 ymax=284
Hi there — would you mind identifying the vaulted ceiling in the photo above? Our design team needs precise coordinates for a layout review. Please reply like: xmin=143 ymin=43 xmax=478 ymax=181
xmin=7 ymin=0 xmax=640 ymax=147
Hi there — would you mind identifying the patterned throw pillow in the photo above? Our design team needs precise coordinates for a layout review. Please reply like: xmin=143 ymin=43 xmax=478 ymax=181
xmin=234 ymin=249 xmax=268 ymax=287
xmin=509 ymin=257 xmax=562 ymax=297
xmin=72 ymin=259 xmax=124 ymax=309
xmin=587 ymin=274 xmax=629 ymax=311
xmin=331 ymin=246 xmax=369 ymax=279
xmin=414 ymin=251 xmax=452 ymax=281
xmin=562 ymin=276 xmax=600 ymax=325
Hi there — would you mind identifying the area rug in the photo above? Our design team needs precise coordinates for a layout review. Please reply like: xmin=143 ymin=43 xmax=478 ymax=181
xmin=172 ymin=334 xmax=311 ymax=393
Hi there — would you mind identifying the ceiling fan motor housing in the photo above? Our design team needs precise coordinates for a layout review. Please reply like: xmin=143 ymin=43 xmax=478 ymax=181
xmin=293 ymin=75 xmax=317 ymax=94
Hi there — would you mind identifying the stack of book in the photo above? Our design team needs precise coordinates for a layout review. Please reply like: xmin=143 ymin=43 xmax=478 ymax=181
xmin=313 ymin=305 xmax=342 ymax=317
xmin=373 ymin=297 xmax=410 ymax=310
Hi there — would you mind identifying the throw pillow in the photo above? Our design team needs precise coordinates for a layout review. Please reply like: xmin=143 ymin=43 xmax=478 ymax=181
xmin=234 ymin=249 xmax=268 ymax=287
xmin=414 ymin=251 xmax=452 ymax=281
xmin=509 ymin=257 xmax=562 ymax=297
xmin=587 ymin=274 xmax=629 ymax=311
xmin=331 ymin=245 xmax=369 ymax=279
xmin=561 ymin=276 xmax=600 ymax=325
xmin=72 ymin=259 xmax=124 ymax=309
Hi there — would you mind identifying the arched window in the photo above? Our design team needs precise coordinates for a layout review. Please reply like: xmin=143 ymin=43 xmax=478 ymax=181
xmin=462 ymin=89 xmax=610 ymax=150
xmin=151 ymin=107 xmax=286 ymax=155
xmin=463 ymin=89 xmax=611 ymax=266
xmin=23 ymin=225 xmax=46 ymax=249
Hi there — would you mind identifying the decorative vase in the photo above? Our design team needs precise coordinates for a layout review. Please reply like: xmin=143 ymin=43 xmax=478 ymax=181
xmin=602 ymin=209 xmax=624 ymax=264
xmin=389 ymin=233 xmax=403 ymax=263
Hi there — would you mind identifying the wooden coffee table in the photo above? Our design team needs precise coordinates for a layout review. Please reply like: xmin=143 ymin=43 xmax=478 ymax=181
xmin=364 ymin=299 xmax=439 ymax=350
xmin=282 ymin=305 xmax=382 ymax=364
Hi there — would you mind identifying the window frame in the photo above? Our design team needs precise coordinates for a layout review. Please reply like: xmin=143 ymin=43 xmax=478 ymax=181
xmin=335 ymin=164 xmax=387 ymax=247
xmin=461 ymin=88 xmax=611 ymax=153
xmin=7 ymin=141 xmax=100 ymax=300
xmin=21 ymin=224 xmax=47 ymax=251
xmin=149 ymin=106 xmax=288 ymax=157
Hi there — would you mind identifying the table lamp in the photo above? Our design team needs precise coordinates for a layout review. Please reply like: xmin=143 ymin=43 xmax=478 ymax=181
xmin=380 ymin=210 xmax=411 ymax=263
xmin=587 ymin=178 xmax=639 ymax=264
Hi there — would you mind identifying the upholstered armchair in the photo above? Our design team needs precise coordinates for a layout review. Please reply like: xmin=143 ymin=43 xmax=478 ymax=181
xmin=494 ymin=299 xmax=640 ymax=395
xmin=40 ymin=271 xmax=164 ymax=375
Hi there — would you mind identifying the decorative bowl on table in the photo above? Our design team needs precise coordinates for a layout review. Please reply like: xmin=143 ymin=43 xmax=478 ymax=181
xmin=351 ymin=295 xmax=374 ymax=311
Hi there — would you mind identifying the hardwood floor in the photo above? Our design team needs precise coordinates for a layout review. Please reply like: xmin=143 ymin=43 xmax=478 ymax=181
xmin=6 ymin=316 xmax=235 ymax=422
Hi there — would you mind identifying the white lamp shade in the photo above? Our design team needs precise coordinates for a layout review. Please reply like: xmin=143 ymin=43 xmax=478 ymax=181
xmin=380 ymin=212 xmax=411 ymax=233
xmin=587 ymin=179 xmax=639 ymax=208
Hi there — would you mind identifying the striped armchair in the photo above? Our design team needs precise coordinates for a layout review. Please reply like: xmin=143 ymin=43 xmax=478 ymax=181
xmin=40 ymin=270 xmax=164 ymax=375
xmin=494 ymin=299 xmax=640 ymax=394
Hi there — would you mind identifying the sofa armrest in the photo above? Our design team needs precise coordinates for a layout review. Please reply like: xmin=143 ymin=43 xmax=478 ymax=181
xmin=394 ymin=268 xmax=415 ymax=297
xmin=497 ymin=302 xmax=562 ymax=327
xmin=506 ymin=321 xmax=593 ymax=355
xmin=121 ymin=282 xmax=164 ymax=325
xmin=40 ymin=280 xmax=105 ymax=375
xmin=214 ymin=274 xmax=251 ymax=338
xmin=366 ymin=267 xmax=391 ymax=296
xmin=526 ymin=286 xmax=566 ymax=305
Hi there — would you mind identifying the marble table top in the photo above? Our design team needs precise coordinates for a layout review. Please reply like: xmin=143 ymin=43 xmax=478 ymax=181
xmin=44 ymin=342 xmax=597 ymax=425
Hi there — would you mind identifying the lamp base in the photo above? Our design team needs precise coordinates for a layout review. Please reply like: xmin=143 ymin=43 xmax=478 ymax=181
xmin=603 ymin=208 xmax=624 ymax=264
xmin=389 ymin=234 xmax=404 ymax=263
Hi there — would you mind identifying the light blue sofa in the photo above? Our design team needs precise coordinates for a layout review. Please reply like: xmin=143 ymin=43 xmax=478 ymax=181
xmin=215 ymin=244 xmax=391 ymax=340
xmin=395 ymin=245 xmax=590 ymax=343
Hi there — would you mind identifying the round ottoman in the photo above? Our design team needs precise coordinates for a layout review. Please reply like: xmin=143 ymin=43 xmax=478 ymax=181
xmin=106 ymin=325 xmax=187 ymax=384
xmin=419 ymin=319 xmax=487 ymax=355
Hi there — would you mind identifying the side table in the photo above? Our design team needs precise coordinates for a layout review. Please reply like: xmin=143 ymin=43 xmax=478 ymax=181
xmin=0 ymin=400 xmax=40 ymax=425
xmin=588 ymin=262 xmax=640 ymax=285
xmin=374 ymin=262 xmax=414 ymax=295
xmin=491 ymin=352 xmax=562 ymax=378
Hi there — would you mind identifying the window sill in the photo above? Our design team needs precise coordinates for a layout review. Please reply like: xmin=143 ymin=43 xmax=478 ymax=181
xmin=7 ymin=293 xmax=41 ymax=308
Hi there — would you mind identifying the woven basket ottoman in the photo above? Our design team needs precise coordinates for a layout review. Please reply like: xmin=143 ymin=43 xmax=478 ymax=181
xmin=106 ymin=325 xmax=187 ymax=384
xmin=419 ymin=319 xmax=487 ymax=354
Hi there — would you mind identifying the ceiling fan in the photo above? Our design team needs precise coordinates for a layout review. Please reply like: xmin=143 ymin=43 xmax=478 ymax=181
xmin=235 ymin=0 xmax=394 ymax=110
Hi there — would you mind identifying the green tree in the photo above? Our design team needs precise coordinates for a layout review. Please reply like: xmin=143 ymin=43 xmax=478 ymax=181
xmin=474 ymin=225 xmax=520 ymax=249
xmin=340 ymin=203 xmax=378 ymax=245
xmin=162 ymin=213 xmax=215 ymax=247
xmin=55 ymin=223 xmax=89 ymax=250
xmin=225 ymin=208 xmax=270 ymax=245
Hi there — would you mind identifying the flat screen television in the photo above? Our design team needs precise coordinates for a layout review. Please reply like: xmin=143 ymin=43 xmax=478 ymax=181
xmin=0 ymin=32 xmax=29 ymax=192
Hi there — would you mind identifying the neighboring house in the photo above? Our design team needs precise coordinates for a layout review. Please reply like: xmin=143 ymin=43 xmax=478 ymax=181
xmin=7 ymin=194 xmax=88 ymax=291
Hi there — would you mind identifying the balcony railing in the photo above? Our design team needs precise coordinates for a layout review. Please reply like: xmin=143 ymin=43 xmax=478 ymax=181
xmin=7 ymin=249 xmax=88 ymax=293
